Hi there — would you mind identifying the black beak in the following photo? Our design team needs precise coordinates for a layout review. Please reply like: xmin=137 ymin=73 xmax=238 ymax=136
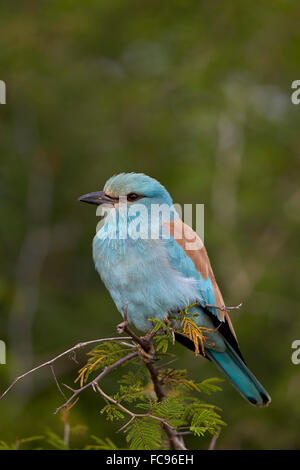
xmin=77 ymin=190 xmax=117 ymax=206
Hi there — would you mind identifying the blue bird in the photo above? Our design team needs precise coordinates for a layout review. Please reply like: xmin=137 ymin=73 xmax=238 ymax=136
xmin=79 ymin=172 xmax=271 ymax=407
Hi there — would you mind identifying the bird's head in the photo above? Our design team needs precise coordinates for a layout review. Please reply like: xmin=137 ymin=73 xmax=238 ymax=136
xmin=78 ymin=172 xmax=173 ymax=209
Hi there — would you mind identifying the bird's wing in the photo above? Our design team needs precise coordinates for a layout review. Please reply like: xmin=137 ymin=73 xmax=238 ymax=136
xmin=162 ymin=220 xmax=270 ymax=405
xmin=163 ymin=219 xmax=237 ymax=341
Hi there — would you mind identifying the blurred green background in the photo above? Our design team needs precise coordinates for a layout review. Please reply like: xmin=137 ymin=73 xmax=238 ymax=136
xmin=1 ymin=0 xmax=300 ymax=449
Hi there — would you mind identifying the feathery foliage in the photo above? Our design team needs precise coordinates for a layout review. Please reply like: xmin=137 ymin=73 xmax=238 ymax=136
xmin=68 ymin=318 xmax=227 ymax=450
xmin=125 ymin=418 xmax=163 ymax=450
xmin=75 ymin=340 xmax=136 ymax=386
xmin=85 ymin=436 xmax=118 ymax=450
xmin=0 ymin=317 xmax=226 ymax=450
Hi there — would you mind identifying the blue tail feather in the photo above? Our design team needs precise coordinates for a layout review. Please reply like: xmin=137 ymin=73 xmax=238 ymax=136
xmin=206 ymin=342 xmax=271 ymax=407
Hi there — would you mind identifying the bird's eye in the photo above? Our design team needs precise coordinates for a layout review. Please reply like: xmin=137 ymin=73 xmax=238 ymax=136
xmin=127 ymin=193 xmax=140 ymax=202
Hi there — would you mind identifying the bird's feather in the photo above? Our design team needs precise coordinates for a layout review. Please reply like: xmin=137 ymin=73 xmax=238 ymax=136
xmin=84 ymin=172 xmax=271 ymax=406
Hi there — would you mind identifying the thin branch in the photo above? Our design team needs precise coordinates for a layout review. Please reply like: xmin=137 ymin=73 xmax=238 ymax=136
xmin=117 ymin=416 xmax=135 ymax=433
xmin=50 ymin=364 xmax=67 ymax=400
xmin=156 ymin=358 xmax=178 ymax=370
xmin=94 ymin=382 xmax=187 ymax=450
xmin=95 ymin=383 xmax=173 ymax=429
xmin=203 ymin=302 xmax=243 ymax=312
xmin=208 ymin=430 xmax=220 ymax=450
xmin=120 ymin=342 xmax=137 ymax=348
xmin=0 ymin=337 xmax=133 ymax=400
xmin=62 ymin=383 xmax=75 ymax=393
xmin=54 ymin=351 xmax=138 ymax=414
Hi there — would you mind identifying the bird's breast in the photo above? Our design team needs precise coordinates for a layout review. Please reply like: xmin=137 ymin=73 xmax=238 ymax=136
xmin=92 ymin=232 xmax=199 ymax=331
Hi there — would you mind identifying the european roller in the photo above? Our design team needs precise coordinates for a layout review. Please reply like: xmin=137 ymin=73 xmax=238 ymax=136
xmin=79 ymin=172 xmax=271 ymax=407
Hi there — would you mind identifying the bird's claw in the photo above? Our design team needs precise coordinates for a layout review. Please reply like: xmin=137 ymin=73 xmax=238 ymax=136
xmin=137 ymin=344 xmax=156 ymax=363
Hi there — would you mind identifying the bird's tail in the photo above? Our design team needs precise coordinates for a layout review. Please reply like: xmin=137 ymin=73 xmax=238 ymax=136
xmin=206 ymin=342 xmax=271 ymax=407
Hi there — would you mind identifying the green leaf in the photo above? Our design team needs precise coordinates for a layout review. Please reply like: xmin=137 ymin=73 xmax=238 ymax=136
xmin=85 ymin=436 xmax=118 ymax=450
xmin=187 ymin=405 xmax=226 ymax=437
xmin=151 ymin=398 xmax=186 ymax=427
xmin=0 ymin=436 xmax=44 ymax=450
xmin=182 ymin=377 xmax=223 ymax=395
xmin=100 ymin=403 xmax=125 ymax=421
xmin=45 ymin=430 xmax=69 ymax=450
xmin=125 ymin=418 xmax=162 ymax=450
xmin=154 ymin=335 xmax=170 ymax=354
xmin=0 ymin=440 xmax=13 ymax=450
xmin=118 ymin=369 xmax=147 ymax=386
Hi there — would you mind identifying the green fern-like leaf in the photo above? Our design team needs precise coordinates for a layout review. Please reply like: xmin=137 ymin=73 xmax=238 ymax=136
xmin=154 ymin=334 xmax=170 ymax=354
xmin=158 ymin=368 xmax=187 ymax=386
xmin=85 ymin=436 xmax=118 ymax=450
xmin=0 ymin=440 xmax=12 ymax=450
xmin=45 ymin=430 xmax=69 ymax=450
xmin=148 ymin=317 xmax=168 ymax=333
xmin=100 ymin=403 xmax=125 ymax=421
xmin=189 ymin=426 xmax=208 ymax=437
xmin=149 ymin=317 xmax=174 ymax=355
xmin=151 ymin=398 xmax=186 ymax=427
xmin=113 ymin=383 xmax=147 ymax=404
xmin=0 ymin=436 xmax=44 ymax=450
xmin=186 ymin=404 xmax=226 ymax=436
xmin=118 ymin=369 xmax=147 ymax=387
xmin=182 ymin=377 xmax=223 ymax=395
xmin=125 ymin=418 xmax=162 ymax=450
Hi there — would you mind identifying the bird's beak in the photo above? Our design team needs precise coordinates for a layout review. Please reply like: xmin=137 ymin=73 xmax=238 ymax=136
xmin=77 ymin=190 xmax=117 ymax=206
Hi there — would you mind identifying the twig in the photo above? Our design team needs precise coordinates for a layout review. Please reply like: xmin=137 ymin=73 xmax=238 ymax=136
xmin=156 ymin=358 xmax=178 ymax=370
xmin=94 ymin=383 xmax=174 ymax=431
xmin=62 ymin=383 xmax=75 ymax=393
xmin=117 ymin=416 xmax=135 ymax=433
xmin=0 ymin=337 xmax=133 ymax=400
xmin=50 ymin=364 xmax=67 ymax=400
xmin=54 ymin=351 xmax=138 ymax=414
xmin=208 ymin=430 xmax=220 ymax=450
xmin=203 ymin=302 xmax=243 ymax=312
xmin=120 ymin=342 xmax=137 ymax=348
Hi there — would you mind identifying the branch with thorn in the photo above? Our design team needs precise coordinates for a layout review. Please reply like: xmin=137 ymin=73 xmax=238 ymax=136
xmin=203 ymin=302 xmax=243 ymax=312
xmin=1 ymin=302 xmax=225 ymax=450
xmin=0 ymin=337 xmax=133 ymax=400
xmin=0 ymin=321 xmax=185 ymax=449
xmin=54 ymin=351 xmax=138 ymax=414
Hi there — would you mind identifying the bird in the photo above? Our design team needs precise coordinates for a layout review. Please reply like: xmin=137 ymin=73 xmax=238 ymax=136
xmin=78 ymin=172 xmax=271 ymax=407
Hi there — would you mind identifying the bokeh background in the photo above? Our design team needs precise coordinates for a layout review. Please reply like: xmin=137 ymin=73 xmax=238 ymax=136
xmin=1 ymin=0 xmax=300 ymax=449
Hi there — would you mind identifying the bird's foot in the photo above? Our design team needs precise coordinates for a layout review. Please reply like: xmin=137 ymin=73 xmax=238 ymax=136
xmin=137 ymin=341 xmax=156 ymax=363
xmin=117 ymin=320 xmax=128 ymax=334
